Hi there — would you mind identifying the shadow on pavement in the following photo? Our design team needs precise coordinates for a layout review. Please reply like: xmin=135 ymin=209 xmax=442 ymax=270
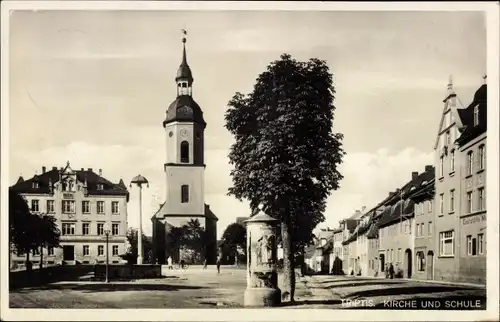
xmin=281 ymin=299 xmax=342 ymax=307
xmin=346 ymin=285 xmax=475 ymax=299
xmin=15 ymin=283 xmax=206 ymax=293
xmin=326 ymin=280 xmax=404 ymax=289
xmin=316 ymin=278 xmax=377 ymax=284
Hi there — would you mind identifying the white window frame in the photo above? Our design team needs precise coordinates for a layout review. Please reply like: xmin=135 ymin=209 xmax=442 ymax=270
xmin=111 ymin=201 xmax=119 ymax=214
xmin=82 ymin=201 xmax=90 ymax=214
xmin=478 ymin=188 xmax=485 ymax=211
xmin=478 ymin=145 xmax=485 ymax=170
xmin=97 ymin=201 xmax=105 ymax=214
xmin=449 ymin=189 xmax=455 ymax=213
xmin=467 ymin=235 xmax=473 ymax=255
xmin=466 ymin=192 xmax=473 ymax=214
xmin=467 ymin=151 xmax=474 ymax=176
xmin=62 ymin=200 xmax=75 ymax=214
xmin=98 ymin=245 xmax=104 ymax=256
xmin=478 ymin=234 xmax=484 ymax=255
xmin=439 ymin=156 xmax=444 ymax=177
xmin=112 ymin=245 xmax=119 ymax=256
xmin=62 ymin=223 xmax=75 ymax=235
xmin=83 ymin=245 xmax=90 ymax=256
xmin=47 ymin=200 xmax=55 ymax=213
xmin=428 ymin=221 xmax=432 ymax=236
xmin=473 ymin=105 xmax=479 ymax=126
xmin=112 ymin=223 xmax=119 ymax=236
xmin=31 ymin=199 xmax=39 ymax=212
xmin=439 ymin=230 xmax=455 ymax=257
xmin=82 ymin=223 xmax=90 ymax=235
xmin=439 ymin=194 xmax=444 ymax=215
xmin=97 ymin=223 xmax=104 ymax=236
xmin=450 ymin=149 xmax=455 ymax=172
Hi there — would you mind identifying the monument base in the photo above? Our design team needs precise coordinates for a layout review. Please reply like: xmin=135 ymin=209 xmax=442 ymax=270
xmin=244 ymin=287 xmax=281 ymax=307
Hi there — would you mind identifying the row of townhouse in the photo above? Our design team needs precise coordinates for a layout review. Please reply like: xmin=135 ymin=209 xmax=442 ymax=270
xmin=308 ymin=77 xmax=487 ymax=284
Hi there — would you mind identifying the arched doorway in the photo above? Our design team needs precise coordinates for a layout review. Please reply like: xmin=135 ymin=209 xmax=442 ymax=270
xmin=426 ymin=250 xmax=434 ymax=280
xmin=405 ymin=249 xmax=412 ymax=278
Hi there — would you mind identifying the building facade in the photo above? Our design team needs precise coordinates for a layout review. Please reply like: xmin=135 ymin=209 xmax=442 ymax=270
xmin=10 ymin=163 xmax=129 ymax=267
xmin=432 ymin=77 xmax=464 ymax=282
xmin=151 ymin=35 xmax=218 ymax=265
xmin=455 ymin=81 xmax=487 ymax=284
xmin=410 ymin=169 xmax=435 ymax=281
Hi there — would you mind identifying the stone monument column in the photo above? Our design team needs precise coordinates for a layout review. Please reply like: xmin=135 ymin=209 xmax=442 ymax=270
xmin=244 ymin=205 xmax=281 ymax=307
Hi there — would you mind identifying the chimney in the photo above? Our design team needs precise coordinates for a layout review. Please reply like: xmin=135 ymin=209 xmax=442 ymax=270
xmin=425 ymin=165 xmax=433 ymax=172
xmin=88 ymin=168 xmax=93 ymax=172
xmin=42 ymin=166 xmax=46 ymax=173
xmin=412 ymin=171 xmax=419 ymax=181
xmin=81 ymin=168 xmax=84 ymax=171
xmin=99 ymin=169 xmax=102 ymax=176
xmin=52 ymin=166 xmax=57 ymax=170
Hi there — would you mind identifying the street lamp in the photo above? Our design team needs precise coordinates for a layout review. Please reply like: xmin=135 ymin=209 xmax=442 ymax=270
xmin=103 ymin=222 xmax=111 ymax=283
xmin=130 ymin=175 xmax=149 ymax=265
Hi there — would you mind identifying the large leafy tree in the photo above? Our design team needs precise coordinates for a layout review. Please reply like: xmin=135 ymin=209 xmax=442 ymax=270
xmin=35 ymin=214 xmax=61 ymax=269
xmin=126 ymin=228 xmax=153 ymax=264
xmin=221 ymin=222 xmax=247 ymax=265
xmin=9 ymin=190 xmax=61 ymax=269
xmin=225 ymin=54 xmax=344 ymax=302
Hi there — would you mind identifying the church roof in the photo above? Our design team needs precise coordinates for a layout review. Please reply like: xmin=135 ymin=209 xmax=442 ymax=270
xmin=151 ymin=202 xmax=218 ymax=221
xmin=163 ymin=95 xmax=206 ymax=127
xmin=176 ymin=37 xmax=193 ymax=84
xmin=10 ymin=165 xmax=129 ymax=198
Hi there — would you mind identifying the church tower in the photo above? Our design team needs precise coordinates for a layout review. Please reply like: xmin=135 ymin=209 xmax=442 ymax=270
xmin=152 ymin=33 xmax=218 ymax=265
xmin=162 ymin=35 xmax=206 ymax=216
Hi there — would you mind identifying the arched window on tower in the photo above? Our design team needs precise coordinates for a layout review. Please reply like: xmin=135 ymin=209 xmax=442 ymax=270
xmin=180 ymin=141 xmax=189 ymax=163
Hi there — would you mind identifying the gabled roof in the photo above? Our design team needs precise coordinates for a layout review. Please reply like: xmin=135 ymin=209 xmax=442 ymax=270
xmin=378 ymin=167 xmax=434 ymax=228
xmin=456 ymin=84 xmax=487 ymax=147
xmin=9 ymin=166 xmax=128 ymax=197
xmin=433 ymin=80 xmax=464 ymax=150
xmin=152 ymin=202 xmax=218 ymax=221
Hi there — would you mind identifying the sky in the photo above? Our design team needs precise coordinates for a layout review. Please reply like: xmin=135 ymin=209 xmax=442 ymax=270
xmin=8 ymin=10 xmax=486 ymax=238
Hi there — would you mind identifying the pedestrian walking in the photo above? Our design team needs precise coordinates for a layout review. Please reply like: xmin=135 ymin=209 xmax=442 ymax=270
xmin=167 ymin=256 xmax=173 ymax=270
xmin=216 ymin=255 xmax=221 ymax=274
xmin=389 ymin=263 xmax=395 ymax=279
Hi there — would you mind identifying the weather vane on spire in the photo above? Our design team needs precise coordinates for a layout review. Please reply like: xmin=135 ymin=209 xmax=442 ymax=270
xmin=181 ymin=29 xmax=187 ymax=43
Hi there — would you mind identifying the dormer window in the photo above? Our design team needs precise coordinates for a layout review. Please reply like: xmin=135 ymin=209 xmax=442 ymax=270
xmin=97 ymin=184 xmax=104 ymax=191
xmin=473 ymin=106 xmax=479 ymax=126
xmin=32 ymin=182 xmax=39 ymax=189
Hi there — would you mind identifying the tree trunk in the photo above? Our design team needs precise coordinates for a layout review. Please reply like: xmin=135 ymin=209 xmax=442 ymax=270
xmin=39 ymin=246 xmax=43 ymax=269
xmin=281 ymin=218 xmax=295 ymax=302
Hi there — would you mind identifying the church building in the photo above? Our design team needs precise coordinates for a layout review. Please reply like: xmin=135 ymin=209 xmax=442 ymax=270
xmin=151 ymin=34 xmax=218 ymax=265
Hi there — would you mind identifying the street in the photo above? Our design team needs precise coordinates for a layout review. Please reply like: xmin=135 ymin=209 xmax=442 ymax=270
xmin=9 ymin=268 xmax=486 ymax=309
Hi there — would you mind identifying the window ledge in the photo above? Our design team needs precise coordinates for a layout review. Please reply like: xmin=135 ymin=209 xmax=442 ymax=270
xmin=460 ymin=210 xmax=486 ymax=218
xmin=438 ymin=214 xmax=444 ymax=217
xmin=439 ymin=176 xmax=444 ymax=182
xmin=449 ymin=171 xmax=455 ymax=177
xmin=465 ymin=174 xmax=473 ymax=179
xmin=477 ymin=168 xmax=485 ymax=174
xmin=438 ymin=255 xmax=455 ymax=258
xmin=448 ymin=211 xmax=455 ymax=215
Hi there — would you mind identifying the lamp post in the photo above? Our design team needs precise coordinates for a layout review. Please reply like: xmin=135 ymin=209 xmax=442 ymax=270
xmin=103 ymin=222 xmax=111 ymax=283
xmin=130 ymin=175 xmax=149 ymax=265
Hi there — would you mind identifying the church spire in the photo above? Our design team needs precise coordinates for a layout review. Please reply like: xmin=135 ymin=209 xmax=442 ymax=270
xmin=447 ymin=74 xmax=455 ymax=95
xmin=176 ymin=29 xmax=193 ymax=96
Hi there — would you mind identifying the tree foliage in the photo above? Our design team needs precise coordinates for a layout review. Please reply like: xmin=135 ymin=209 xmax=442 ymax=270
xmin=9 ymin=189 xmax=61 ymax=268
xmin=224 ymin=53 xmax=345 ymax=300
xmin=125 ymin=228 xmax=153 ymax=264
xmin=221 ymin=222 xmax=246 ymax=250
